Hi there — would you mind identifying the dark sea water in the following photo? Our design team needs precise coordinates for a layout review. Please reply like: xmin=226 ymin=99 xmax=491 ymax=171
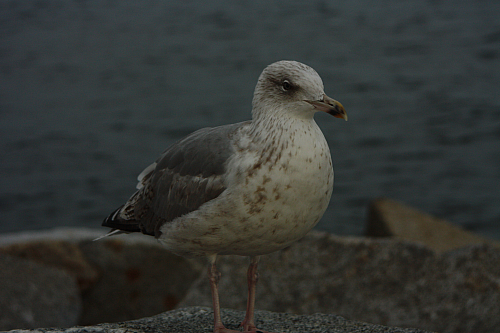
xmin=1 ymin=0 xmax=499 ymax=240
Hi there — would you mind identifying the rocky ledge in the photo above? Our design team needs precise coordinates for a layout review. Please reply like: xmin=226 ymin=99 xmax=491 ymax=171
xmin=7 ymin=306 xmax=431 ymax=333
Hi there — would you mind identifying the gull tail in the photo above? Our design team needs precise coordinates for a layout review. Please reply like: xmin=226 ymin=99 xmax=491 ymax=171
xmin=96 ymin=203 xmax=143 ymax=241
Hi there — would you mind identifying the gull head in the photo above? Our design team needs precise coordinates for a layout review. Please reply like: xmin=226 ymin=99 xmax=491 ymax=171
xmin=252 ymin=60 xmax=347 ymax=121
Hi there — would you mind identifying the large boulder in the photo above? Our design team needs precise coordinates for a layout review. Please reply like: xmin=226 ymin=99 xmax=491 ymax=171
xmin=77 ymin=237 xmax=203 ymax=325
xmin=179 ymin=231 xmax=500 ymax=333
xmin=0 ymin=228 xmax=204 ymax=327
xmin=0 ymin=240 xmax=99 ymax=292
xmin=366 ymin=198 xmax=499 ymax=252
xmin=0 ymin=253 xmax=81 ymax=330
xmin=2 ymin=227 xmax=499 ymax=333
xmin=2 ymin=306 xmax=431 ymax=333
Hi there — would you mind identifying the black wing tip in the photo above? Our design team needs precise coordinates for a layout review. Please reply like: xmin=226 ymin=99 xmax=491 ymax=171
xmin=102 ymin=205 xmax=142 ymax=233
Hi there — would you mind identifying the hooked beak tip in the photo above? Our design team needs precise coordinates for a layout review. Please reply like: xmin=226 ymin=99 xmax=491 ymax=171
xmin=328 ymin=101 xmax=347 ymax=121
xmin=305 ymin=95 xmax=347 ymax=121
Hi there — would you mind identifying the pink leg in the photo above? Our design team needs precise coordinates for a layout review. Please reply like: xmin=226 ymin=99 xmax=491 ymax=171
xmin=241 ymin=256 xmax=260 ymax=331
xmin=208 ymin=256 xmax=226 ymax=333
xmin=208 ymin=255 xmax=280 ymax=333
xmin=208 ymin=255 xmax=244 ymax=333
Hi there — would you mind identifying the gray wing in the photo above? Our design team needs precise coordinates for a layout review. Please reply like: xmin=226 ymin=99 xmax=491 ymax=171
xmin=103 ymin=121 xmax=249 ymax=237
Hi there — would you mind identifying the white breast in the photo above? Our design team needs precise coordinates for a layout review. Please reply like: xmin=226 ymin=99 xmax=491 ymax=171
xmin=159 ymin=118 xmax=334 ymax=257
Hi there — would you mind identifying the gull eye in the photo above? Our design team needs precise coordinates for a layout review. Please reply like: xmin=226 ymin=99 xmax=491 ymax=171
xmin=282 ymin=80 xmax=292 ymax=91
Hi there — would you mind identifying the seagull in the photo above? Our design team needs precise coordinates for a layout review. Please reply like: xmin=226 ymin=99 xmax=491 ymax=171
xmin=101 ymin=60 xmax=347 ymax=333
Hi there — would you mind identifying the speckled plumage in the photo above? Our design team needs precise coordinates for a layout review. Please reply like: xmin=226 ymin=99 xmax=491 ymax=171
xmin=102 ymin=60 xmax=346 ymax=333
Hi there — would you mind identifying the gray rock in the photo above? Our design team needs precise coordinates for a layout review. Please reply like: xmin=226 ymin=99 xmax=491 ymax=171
xmin=366 ymin=198 xmax=500 ymax=252
xmin=0 ymin=228 xmax=107 ymax=247
xmin=2 ymin=227 xmax=498 ymax=333
xmin=179 ymin=231 xmax=500 ymax=333
xmin=0 ymin=240 xmax=99 ymax=292
xmin=2 ymin=306 xmax=431 ymax=333
xmin=78 ymin=237 xmax=203 ymax=325
xmin=0 ymin=254 xmax=81 ymax=331
xmin=0 ymin=228 xmax=205 ymax=326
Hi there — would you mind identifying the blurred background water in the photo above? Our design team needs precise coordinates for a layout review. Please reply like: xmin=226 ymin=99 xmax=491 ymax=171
xmin=1 ymin=0 xmax=499 ymax=240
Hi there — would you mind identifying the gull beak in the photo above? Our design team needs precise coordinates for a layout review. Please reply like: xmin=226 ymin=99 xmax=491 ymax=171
xmin=305 ymin=94 xmax=348 ymax=121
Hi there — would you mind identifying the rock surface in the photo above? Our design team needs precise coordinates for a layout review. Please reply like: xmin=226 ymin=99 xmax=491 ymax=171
xmin=0 ymin=240 xmax=99 ymax=291
xmin=3 ymin=306 xmax=431 ymax=333
xmin=0 ymin=228 xmax=203 ymax=328
xmin=2 ymin=227 xmax=499 ymax=333
xmin=366 ymin=198 xmax=499 ymax=252
xmin=78 ymin=237 xmax=203 ymax=325
xmin=0 ymin=253 xmax=81 ymax=330
xmin=179 ymin=231 xmax=500 ymax=333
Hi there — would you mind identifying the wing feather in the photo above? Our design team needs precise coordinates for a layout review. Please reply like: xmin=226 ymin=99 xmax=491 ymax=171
xmin=102 ymin=121 xmax=248 ymax=238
